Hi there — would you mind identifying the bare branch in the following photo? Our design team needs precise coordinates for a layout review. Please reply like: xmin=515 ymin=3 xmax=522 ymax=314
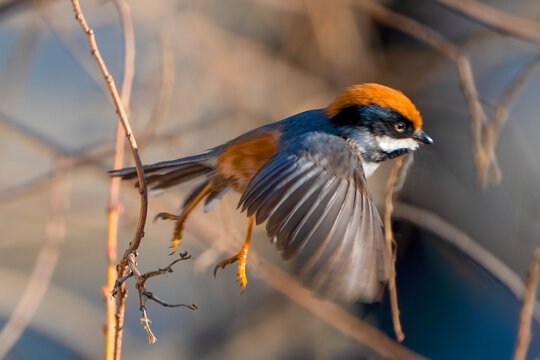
xmin=104 ymin=0 xmax=136 ymax=358
xmin=69 ymin=0 xmax=147 ymax=256
xmin=384 ymin=157 xmax=405 ymax=342
xmin=68 ymin=1 xmax=149 ymax=358
xmin=121 ymin=252 xmax=196 ymax=344
xmin=513 ymin=247 xmax=540 ymax=360
xmin=144 ymin=292 xmax=198 ymax=310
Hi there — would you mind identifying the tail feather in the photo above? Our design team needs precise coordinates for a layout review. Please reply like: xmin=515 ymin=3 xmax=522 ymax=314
xmin=109 ymin=152 xmax=215 ymax=190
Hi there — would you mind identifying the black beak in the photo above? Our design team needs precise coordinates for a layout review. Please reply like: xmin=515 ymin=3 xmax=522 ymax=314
xmin=413 ymin=130 xmax=433 ymax=145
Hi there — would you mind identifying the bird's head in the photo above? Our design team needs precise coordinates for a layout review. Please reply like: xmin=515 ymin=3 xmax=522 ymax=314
xmin=326 ymin=83 xmax=433 ymax=163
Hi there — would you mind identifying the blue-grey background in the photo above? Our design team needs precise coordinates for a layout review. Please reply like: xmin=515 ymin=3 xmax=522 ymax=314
xmin=1 ymin=0 xmax=539 ymax=359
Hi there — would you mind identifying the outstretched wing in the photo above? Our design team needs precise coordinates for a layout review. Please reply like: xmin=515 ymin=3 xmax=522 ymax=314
xmin=239 ymin=133 xmax=390 ymax=303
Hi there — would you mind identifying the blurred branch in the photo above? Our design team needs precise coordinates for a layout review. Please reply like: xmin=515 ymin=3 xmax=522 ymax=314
xmin=0 ymin=113 xmax=72 ymax=158
xmin=69 ymin=2 xmax=149 ymax=360
xmin=105 ymin=0 xmax=135 ymax=358
xmin=0 ymin=14 xmax=41 ymax=110
xmin=0 ymin=163 xmax=72 ymax=358
xmin=384 ymin=157 xmax=405 ymax=342
xmin=33 ymin=0 xmax=106 ymax=92
xmin=513 ymin=247 xmax=540 ymax=360
xmin=434 ymin=0 xmax=540 ymax=44
xmin=143 ymin=28 xmax=175 ymax=140
xmin=0 ymin=0 xmax=32 ymax=20
xmin=0 ymin=111 xmax=225 ymax=203
xmin=487 ymin=54 xmax=540 ymax=174
xmin=393 ymin=202 xmax=540 ymax=324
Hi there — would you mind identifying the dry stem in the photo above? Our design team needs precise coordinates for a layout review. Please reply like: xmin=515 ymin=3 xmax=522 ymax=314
xmin=115 ymin=252 xmax=197 ymax=344
xmin=69 ymin=1 xmax=148 ymax=359
xmin=104 ymin=0 xmax=136 ymax=358
xmin=384 ymin=157 xmax=405 ymax=342
xmin=513 ymin=247 xmax=540 ymax=360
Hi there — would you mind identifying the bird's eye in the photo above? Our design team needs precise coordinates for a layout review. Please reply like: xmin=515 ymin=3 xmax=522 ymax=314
xmin=394 ymin=122 xmax=406 ymax=133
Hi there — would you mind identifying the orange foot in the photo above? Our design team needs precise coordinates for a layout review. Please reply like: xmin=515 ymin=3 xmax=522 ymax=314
xmin=154 ymin=212 xmax=183 ymax=255
xmin=213 ymin=248 xmax=249 ymax=293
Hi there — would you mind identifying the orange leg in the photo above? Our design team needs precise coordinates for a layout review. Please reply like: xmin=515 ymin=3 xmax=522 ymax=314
xmin=213 ymin=216 xmax=254 ymax=293
xmin=155 ymin=182 xmax=214 ymax=255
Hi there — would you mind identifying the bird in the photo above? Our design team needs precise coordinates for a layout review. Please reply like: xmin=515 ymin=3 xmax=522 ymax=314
xmin=110 ymin=83 xmax=433 ymax=303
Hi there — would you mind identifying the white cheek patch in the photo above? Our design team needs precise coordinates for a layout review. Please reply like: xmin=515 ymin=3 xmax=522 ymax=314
xmin=375 ymin=135 xmax=418 ymax=152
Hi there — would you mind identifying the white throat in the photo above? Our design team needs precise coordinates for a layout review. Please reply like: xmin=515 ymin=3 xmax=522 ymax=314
xmin=361 ymin=161 xmax=380 ymax=178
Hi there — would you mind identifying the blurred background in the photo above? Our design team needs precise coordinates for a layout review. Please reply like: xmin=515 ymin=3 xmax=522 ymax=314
xmin=1 ymin=0 xmax=540 ymax=359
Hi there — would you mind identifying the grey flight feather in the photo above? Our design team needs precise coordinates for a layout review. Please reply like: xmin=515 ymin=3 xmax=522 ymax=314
xmin=238 ymin=132 xmax=390 ymax=303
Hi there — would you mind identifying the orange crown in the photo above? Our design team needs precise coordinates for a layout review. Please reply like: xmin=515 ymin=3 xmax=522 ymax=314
xmin=325 ymin=83 xmax=423 ymax=129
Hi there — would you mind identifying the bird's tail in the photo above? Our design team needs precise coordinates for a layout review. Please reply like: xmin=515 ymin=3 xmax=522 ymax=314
xmin=109 ymin=152 xmax=215 ymax=191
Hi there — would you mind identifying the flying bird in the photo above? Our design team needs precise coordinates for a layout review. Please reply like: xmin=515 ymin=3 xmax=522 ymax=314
xmin=111 ymin=83 xmax=433 ymax=303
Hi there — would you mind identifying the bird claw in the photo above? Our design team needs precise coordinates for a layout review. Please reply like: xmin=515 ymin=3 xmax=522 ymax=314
xmin=169 ymin=238 xmax=181 ymax=255
xmin=213 ymin=254 xmax=247 ymax=292
xmin=154 ymin=212 xmax=179 ymax=222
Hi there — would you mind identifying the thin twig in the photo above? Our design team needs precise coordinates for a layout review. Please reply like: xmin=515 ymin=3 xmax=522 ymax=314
xmin=513 ymin=247 xmax=540 ymax=360
xmin=104 ymin=0 xmax=136 ymax=358
xmin=434 ymin=0 xmax=540 ymax=44
xmin=70 ymin=0 xmax=147 ymax=253
xmin=69 ymin=2 xmax=148 ymax=359
xmin=0 ymin=163 xmax=72 ymax=358
xmin=384 ymin=157 xmax=405 ymax=342
xmin=122 ymin=252 xmax=196 ymax=343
